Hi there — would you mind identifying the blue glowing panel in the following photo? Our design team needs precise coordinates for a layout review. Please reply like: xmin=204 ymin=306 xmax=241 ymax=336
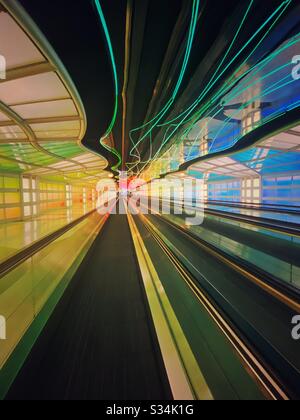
xmin=181 ymin=33 xmax=300 ymax=164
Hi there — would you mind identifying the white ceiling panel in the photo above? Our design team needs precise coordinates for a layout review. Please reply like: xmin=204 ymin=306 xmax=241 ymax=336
xmin=11 ymin=99 xmax=78 ymax=119
xmin=0 ymin=13 xmax=44 ymax=70
xmin=0 ymin=72 xmax=69 ymax=105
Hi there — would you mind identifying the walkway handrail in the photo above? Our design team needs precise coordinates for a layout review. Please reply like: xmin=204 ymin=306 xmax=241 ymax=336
xmin=160 ymin=198 xmax=300 ymax=237
xmin=0 ymin=210 xmax=98 ymax=279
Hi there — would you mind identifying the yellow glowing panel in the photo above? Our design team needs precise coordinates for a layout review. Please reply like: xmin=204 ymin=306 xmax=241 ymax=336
xmin=46 ymin=201 xmax=65 ymax=209
xmin=4 ymin=177 xmax=19 ymax=189
xmin=5 ymin=192 xmax=20 ymax=204
xmin=5 ymin=207 xmax=21 ymax=219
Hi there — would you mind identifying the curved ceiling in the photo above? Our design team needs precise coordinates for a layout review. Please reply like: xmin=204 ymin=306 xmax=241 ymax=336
xmin=16 ymin=0 xmax=300 ymax=176
xmin=18 ymin=0 xmax=241 ymax=169
xmin=0 ymin=0 xmax=109 ymax=184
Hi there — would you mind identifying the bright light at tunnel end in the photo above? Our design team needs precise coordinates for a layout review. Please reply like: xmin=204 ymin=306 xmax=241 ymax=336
xmin=96 ymin=172 xmax=205 ymax=226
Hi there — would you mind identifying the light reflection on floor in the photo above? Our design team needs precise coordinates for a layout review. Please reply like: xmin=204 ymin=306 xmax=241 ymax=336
xmin=0 ymin=206 xmax=93 ymax=263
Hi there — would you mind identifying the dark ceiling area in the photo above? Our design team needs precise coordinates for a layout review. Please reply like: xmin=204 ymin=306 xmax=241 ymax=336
xmin=19 ymin=0 xmax=126 ymax=167
xmin=19 ymin=0 xmax=298 ymax=172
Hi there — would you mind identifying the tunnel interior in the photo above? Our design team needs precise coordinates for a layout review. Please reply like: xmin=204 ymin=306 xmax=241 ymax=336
xmin=0 ymin=0 xmax=300 ymax=402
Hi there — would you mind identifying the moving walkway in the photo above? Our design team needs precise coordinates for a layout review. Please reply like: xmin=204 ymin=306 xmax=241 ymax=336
xmin=0 ymin=202 xmax=299 ymax=400
xmin=5 ymin=214 xmax=172 ymax=400
xmin=134 ymin=211 xmax=300 ymax=399
xmin=160 ymin=199 xmax=300 ymax=289
xmin=205 ymin=201 xmax=300 ymax=226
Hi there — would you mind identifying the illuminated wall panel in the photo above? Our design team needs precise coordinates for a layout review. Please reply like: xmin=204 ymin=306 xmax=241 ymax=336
xmin=241 ymin=178 xmax=261 ymax=204
xmin=0 ymin=212 xmax=104 ymax=370
xmin=148 ymin=33 xmax=300 ymax=180
xmin=22 ymin=176 xmax=38 ymax=219
xmin=72 ymin=186 xmax=83 ymax=208
xmin=0 ymin=174 xmax=22 ymax=222
xmin=66 ymin=185 xmax=72 ymax=208
xmin=39 ymin=181 xmax=66 ymax=212
xmin=262 ymin=175 xmax=300 ymax=205
xmin=207 ymin=180 xmax=241 ymax=203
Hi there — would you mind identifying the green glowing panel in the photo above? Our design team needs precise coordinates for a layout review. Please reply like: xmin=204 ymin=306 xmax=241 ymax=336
xmin=0 ymin=158 xmax=23 ymax=173
xmin=0 ymin=144 xmax=59 ymax=166
xmin=41 ymin=142 xmax=85 ymax=159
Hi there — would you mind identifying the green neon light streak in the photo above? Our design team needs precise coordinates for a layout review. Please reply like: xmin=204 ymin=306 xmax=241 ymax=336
xmin=150 ymin=64 xmax=296 ymax=178
xmin=159 ymin=0 xmax=255 ymax=129
xmin=128 ymin=2 xmax=199 ymax=171
xmin=128 ymin=0 xmax=200 ymax=163
xmin=185 ymin=58 xmax=294 ymax=160
xmin=209 ymin=75 xmax=293 ymax=151
xmin=145 ymin=0 xmax=292 ymax=170
xmin=210 ymin=71 xmax=292 ymax=144
xmin=183 ymin=34 xmax=299 ymax=152
xmin=94 ymin=0 xmax=122 ymax=171
xmin=165 ymin=0 xmax=292 ymax=131
xmin=161 ymin=0 xmax=291 ymax=132
xmin=134 ymin=0 xmax=294 ymax=180
xmin=138 ymin=0 xmax=199 ymax=127
xmin=135 ymin=1 xmax=291 ymax=178
xmin=182 ymin=31 xmax=300 ymax=159
xmin=169 ymin=66 xmax=294 ymax=167
xmin=128 ymin=11 xmax=200 ymax=172
xmin=168 ymin=74 xmax=297 ymax=171
xmin=172 ymin=0 xmax=199 ymax=98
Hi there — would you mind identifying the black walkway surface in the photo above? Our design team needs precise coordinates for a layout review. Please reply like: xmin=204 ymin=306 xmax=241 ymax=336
xmin=7 ymin=215 xmax=171 ymax=400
